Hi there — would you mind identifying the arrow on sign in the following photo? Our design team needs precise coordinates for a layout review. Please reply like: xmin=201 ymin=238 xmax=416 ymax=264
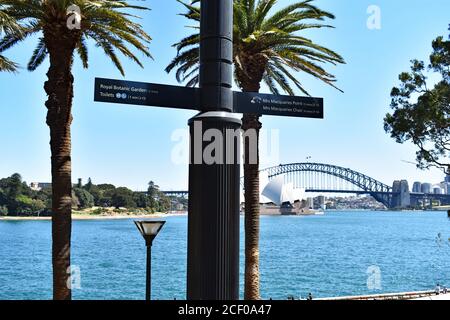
xmin=233 ymin=91 xmax=323 ymax=119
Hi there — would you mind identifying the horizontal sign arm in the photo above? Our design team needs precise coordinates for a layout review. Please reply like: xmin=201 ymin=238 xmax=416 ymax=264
xmin=94 ymin=78 xmax=323 ymax=119
xmin=94 ymin=78 xmax=200 ymax=111
xmin=233 ymin=91 xmax=323 ymax=119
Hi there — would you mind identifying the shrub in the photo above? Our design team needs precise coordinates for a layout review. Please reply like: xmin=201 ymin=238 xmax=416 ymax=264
xmin=0 ymin=206 xmax=8 ymax=216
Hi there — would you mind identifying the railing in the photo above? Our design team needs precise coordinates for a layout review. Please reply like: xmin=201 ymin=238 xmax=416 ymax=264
xmin=315 ymin=290 xmax=441 ymax=300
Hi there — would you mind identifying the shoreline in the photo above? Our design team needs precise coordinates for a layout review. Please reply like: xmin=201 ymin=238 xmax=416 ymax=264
xmin=0 ymin=211 xmax=187 ymax=221
xmin=1 ymin=209 xmax=448 ymax=221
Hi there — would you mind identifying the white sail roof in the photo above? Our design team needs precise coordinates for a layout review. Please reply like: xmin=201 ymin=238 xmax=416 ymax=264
xmin=241 ymin=173 xmax=306 ymax=205
xmin=261 ymin=175 xmax=306 ymax=205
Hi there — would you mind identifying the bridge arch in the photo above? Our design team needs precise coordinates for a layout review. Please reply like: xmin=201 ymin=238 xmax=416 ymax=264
xmin=259 ymin=163 xmax=393 ymax=207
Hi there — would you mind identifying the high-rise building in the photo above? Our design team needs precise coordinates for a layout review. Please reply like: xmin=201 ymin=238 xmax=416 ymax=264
xmin=421 ymin=183 xmax=432 ymax=194
xmin=445 ymin=175 xmax=450 ymax=183
xmin=433 ymin=186 xmax=443 ymax=195
xmin=442 ymin=182 xmax=450 ymax=195
xmin=412 ymin=181 xmax=422 ymax=193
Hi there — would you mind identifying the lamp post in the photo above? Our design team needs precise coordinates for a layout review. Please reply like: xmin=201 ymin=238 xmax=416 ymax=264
xmin=187 ymin=0 xmax=240 ymax=300
xmin=134 ymin=220 xmax=165 ymax=300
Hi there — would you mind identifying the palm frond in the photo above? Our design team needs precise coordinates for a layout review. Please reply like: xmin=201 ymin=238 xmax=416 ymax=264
xmin=0 ymin=53 xmax=18 ymax=72
xmin=77 ymin=36 xmax=89 ymax=69
xmin=0 ymin=0 xmax=152 ymax=74
xmin=167 ymin=0 xmax=344 ymax=94
xmin=27 ymin=36 xmax=47 ymax=71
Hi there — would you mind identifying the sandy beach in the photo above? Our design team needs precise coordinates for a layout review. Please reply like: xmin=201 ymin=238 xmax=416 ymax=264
xmin=0 ymin=211 xmax=187 ymax=221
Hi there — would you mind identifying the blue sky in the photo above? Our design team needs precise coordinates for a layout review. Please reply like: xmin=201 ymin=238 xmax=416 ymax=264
xmin=0 ymin=0 xmax=449 ymax=190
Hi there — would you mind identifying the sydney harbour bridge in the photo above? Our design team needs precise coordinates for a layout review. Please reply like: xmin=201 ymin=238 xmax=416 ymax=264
xmin=162 ymin=162 xmax=450 ymax=209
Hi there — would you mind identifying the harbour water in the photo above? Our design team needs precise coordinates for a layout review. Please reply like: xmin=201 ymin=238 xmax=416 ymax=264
xmin=0 ymin=211 xmax=448 ymax=300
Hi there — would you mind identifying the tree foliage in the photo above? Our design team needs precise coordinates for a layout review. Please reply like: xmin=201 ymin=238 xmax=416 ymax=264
xmin=384 ymin=29 xmax=450 ymax=174
xmin=0 ymin=174 xmax=179 ymax=215
xmin=0 ymin=173 xmax=49 ymax=215
xmin=111 ymin=187 xmax=136 ymax=209
xmin=0 ymin=10 xmax=19 ymax=71
xmin=0 ymin=0 xmax=152 ymax=74
xmin=73 ymin=187 xmax=95 ymax=209
xmin=166 ymin=0 xmax=345 ymax=94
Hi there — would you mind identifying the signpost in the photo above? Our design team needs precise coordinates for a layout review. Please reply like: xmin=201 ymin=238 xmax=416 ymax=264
xmin=94 ymin=78 xmax=199 ymax=110
xmin=93 ymin=0 xmax=324 ymax=301
xmin=233 ymin=91 xmax=323 ymax=119
xmin=94 ymin=77 xmax=324 ymax=119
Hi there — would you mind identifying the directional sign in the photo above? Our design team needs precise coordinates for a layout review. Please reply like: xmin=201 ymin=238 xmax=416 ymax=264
xmin=94 ymin=78 xmax=199 ymax=110
xmin=233 ymin=91 xmax=323 ymax=119
xmin=94 ymin=77 xmax=323 ymax=118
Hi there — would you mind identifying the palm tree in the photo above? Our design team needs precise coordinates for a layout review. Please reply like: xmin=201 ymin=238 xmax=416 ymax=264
xmin=0 ymin=0 xmax=152 ymax=300
xmin=166 ymin=0 xmax=344 ymax=299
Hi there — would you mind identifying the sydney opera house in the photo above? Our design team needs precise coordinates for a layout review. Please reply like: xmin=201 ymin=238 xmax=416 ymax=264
xmin=241 ymin=172 xmax=322 ymax=215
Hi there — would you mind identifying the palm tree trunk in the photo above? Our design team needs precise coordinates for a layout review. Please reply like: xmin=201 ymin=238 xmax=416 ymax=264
xmin=44 ymin=34 xmax=76 ymax=300
xmin=242 ymin=83 xmax=262 ymax=300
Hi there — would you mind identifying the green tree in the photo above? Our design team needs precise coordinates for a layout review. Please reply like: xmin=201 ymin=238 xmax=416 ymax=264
xmin=0 ymin=188 xmax=6 ymax=207
xmin=147 ymin=180 xmax=159 ymax=208
xmin=166 ymin=0 xmax=344 ymax=299
xmin=0 ymin=173 xmax=26 ymax=213
xmin=384 ymin=30 xmax=450 ymax=174
xmin=15 ymin=195 xmax=46 ymax=216
xmin=133 ymin=192 xmax=151 ymax=209
xmin=35 ymin=187 xmax=52 ymax=211
xmin=0 ymin=174 xmax=49 ymax=215
xmin=147 ymin=181 xmax=159 ymax=197
xmin=95 ymin=184 xmax=116 ymax=207
xmin=0 ymin=0 xmax=152 ymax=300
xmin=156 ymin=191 xmax=171 ymax=212
xmin=73 ymin=188 xmax=94 ymax=209
xmin=111 ymin=187 xmax=136 ymax=209
xmin=84 ymin=177 xmax=93 ymax=191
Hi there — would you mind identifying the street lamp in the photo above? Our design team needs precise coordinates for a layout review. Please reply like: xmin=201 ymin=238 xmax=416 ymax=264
xmin=134 ymin=220 xmax=165 ymax=300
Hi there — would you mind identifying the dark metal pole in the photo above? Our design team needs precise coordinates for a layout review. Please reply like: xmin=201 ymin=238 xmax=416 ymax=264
xmin=146 ymin=244 xmax=151 ymax=300
xmin=187 ymin=0 xmax=240 ymax=300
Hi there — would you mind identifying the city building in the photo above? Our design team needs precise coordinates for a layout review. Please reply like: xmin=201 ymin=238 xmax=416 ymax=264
xmin=30 ymin=178 xmax=83 ymax=191
xmin=433 ymin=186 xmax=443 ymax=195
xmin=412 ymin=182 xmax=422 ymax=193
xmin=442 ymin=182 xmax=450 ymax=195
xmin=30 ymin=182 xmax=52 ymax=191
xmin=317 ymin=196 xmax=326 ymax=209
xmin=421 ymin=183 xmax=432 ymax=194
